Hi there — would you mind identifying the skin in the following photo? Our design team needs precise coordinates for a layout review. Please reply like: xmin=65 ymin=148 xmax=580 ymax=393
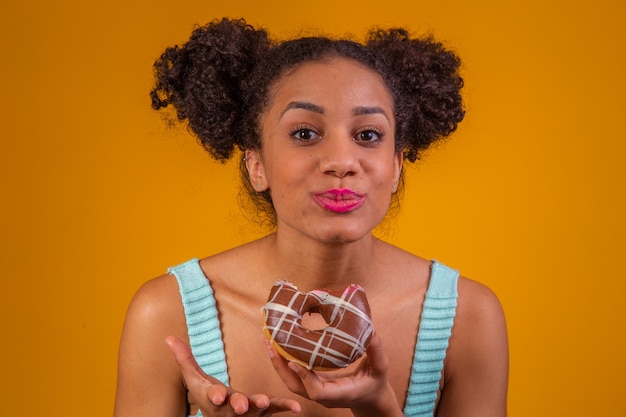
xmin=114 ymin=58 xmax=509 ymax=417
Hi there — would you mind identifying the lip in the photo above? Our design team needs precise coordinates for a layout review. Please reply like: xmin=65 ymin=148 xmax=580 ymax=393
xmin=313 ymin=188 xmax=365 ymax=213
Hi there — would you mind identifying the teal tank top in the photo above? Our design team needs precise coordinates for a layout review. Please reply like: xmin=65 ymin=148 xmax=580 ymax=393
xmin=169 ymin=259 xmax=458 ymax=417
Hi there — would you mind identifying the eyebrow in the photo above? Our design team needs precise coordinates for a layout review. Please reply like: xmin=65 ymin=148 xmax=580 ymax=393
xmin=280 ymin=101 xmax=324 ymax=118
xmin=352 ymin=106 xmax=390 ymax=121
xmin=280 ymin=101 xmax=390 ymax=122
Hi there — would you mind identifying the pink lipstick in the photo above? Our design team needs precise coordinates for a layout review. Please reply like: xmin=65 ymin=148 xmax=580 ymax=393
xmin=313 ymin=188 xmax=365 ymax=213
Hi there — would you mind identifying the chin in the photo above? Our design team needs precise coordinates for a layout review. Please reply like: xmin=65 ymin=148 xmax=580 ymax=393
xmin=278 ymin=214 xmax=381 ymax=245
xmin=313 ymin=226 xmax=373 ymax=245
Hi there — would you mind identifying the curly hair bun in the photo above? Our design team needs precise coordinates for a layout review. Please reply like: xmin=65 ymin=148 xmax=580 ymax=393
xmin=150 ymin=18 xmax=271 ymax=161
xmin=367 ymin=29 xmax=465 ymax=162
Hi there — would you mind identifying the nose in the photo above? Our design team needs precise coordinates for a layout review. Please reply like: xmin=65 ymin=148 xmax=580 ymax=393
xmin=319 ymin=134 xmax=359 ymax=178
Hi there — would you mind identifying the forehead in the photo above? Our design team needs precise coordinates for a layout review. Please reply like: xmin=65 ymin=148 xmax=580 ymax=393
xmin=267 ymin=57 xmax=394 ymax=111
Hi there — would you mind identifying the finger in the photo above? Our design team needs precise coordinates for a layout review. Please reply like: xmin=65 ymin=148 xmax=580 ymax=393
xmin=249 ymin=394 xmax=271 ymax=410
xmin=264 ymin=340 xmax=307 ymax=395
xmin=165 ymin=335 xmax=207 ymax=380
xmin=364 ymin=331 xmax=390 ymax=376
xmin=249 ymin=394 xmax=302 ymax=415
xmin=266 ymin=397 xmax=303 ymax=414
xmin=165 ymin=336 xmax=229 ymax=406
xmin=287 ymin=361 xmax=325 ymax=399
xmin=206 ymin=383 xmax=228 ymax=406
xmin=228 ymin=392 xmax=250 ymax=415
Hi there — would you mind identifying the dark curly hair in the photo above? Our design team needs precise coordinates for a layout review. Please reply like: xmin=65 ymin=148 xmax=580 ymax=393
xmin=150 ymin=18 xmax=464 ymax=224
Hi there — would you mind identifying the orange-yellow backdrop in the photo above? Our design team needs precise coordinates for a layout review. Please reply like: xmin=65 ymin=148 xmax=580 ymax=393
xmin=1 ymin=0 xmax=624 ymax=416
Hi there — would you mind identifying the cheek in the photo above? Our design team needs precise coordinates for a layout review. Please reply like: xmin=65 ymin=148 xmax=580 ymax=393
xmin=265 ymin=154 xmax=315 ymax=198
xmin=367 ymin=159 xmax=397 ymax=186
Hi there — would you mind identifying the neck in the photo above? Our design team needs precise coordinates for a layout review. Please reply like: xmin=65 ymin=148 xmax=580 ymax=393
xmin=263 ymin=231 xmax=383 ymax=291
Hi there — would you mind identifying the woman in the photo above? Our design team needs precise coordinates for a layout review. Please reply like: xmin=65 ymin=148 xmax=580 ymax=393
xmin=114 ymin=18 xmax=508 ymax=417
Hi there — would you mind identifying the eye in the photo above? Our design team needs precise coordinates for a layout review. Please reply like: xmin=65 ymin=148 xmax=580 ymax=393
xmin=289 ymin=125 xmax=321 ymax=142
xmin=354 ymin=128 xmax=384 ymax=144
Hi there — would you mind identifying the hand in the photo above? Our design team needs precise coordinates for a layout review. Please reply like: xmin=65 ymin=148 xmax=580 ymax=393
xmin=165 ymin=336 xmax=302 ymax=416
xmin=265 ymin=332 xmax=403 ymax=417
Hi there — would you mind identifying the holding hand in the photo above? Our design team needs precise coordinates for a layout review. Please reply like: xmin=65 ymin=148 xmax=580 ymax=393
xmin=166 ymin=336 xmax=302 ymax=416
xmin=265 ymin=332 xmax=403 ymax=417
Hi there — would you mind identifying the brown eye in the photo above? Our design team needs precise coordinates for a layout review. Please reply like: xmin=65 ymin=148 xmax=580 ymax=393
xmin=290 ymin=128 xmax=320 ymax=142
xmin=354 ymin=129 xmax=383 ymax=143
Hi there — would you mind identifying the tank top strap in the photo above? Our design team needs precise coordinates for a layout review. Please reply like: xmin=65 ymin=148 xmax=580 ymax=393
xmin=403 ymin=260 xmax=459 ymax=417
xmin=168 ymin=258 xmax=229 ymax=386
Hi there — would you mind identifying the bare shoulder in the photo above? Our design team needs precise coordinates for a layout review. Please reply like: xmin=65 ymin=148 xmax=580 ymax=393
xmin=123 ymin=272 xmax=188 ymax=339
xmin=115 ymin=272 xmax=188 ymax=417
xmin=451 ymin=276 xmax=508 ymax=363
xmin=456 ymin=276 xmax=507 ymax=325
xmin=437 ymin=275 xmax=509 ymax=417
xmin=119 ymin=271 xmax=193 ymax=373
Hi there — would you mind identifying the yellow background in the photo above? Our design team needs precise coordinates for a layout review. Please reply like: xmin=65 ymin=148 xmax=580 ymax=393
xmin=1 ymin=0 xmax=624 ymax=416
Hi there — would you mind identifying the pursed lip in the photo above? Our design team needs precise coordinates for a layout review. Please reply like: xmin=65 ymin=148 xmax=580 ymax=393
xmin=313 ymin=188 xmax=365 ymax=213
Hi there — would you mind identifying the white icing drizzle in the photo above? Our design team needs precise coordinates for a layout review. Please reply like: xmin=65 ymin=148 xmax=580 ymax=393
xmin=262 ymin=280 xmax=373 ymax=370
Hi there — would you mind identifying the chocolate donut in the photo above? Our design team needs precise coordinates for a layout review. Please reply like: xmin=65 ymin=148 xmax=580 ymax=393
xmin=262 ymin=280 xmax=373 ymax=370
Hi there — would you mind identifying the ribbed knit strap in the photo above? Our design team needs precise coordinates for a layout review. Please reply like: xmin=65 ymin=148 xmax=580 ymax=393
xmin=403 ymin=260 xmax=459 ymax=417
xmin=168 ymin=259 xmax=229 ymax=386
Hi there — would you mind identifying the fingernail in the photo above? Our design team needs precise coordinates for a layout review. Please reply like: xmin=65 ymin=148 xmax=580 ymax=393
xmin=287 ymin=361 xmax=300 ymax=372
xmin=210 ymin=392 xmax=225 ymax=405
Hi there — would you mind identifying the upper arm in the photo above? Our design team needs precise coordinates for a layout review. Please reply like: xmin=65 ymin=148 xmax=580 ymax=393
xmin=436 ymin=277 xmax=509 ymax=417
xmin=114 ymin=274 xmax=189 ymax=417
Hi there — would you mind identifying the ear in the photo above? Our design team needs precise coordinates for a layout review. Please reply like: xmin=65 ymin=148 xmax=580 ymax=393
xmin=392 ymin=151 xmax=403 ymax=191
xmin=245 ymin=149 xmax=269 ymax=192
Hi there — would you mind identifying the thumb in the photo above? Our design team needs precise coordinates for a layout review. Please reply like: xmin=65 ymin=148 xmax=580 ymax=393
xmin=287 ymin=361 xmax=315 ymax=382
xmin=365 ymin=332 xmax=390 ymax=376
xmin=165 ymin=335 xmax=207 ymax=380
xmin=287 ymin=361 xmax=323 ymax=396
xmin=165 ymin=336 xmax=230 ymax=406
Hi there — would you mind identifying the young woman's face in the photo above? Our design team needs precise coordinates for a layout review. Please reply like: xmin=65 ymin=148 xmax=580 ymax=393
xmin=247 ymin=57 xmax=403 ymax=244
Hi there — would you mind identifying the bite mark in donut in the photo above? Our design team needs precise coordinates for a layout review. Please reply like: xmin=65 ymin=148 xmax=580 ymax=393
xmin=262 ymin=280 xmax=373 ymax=370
